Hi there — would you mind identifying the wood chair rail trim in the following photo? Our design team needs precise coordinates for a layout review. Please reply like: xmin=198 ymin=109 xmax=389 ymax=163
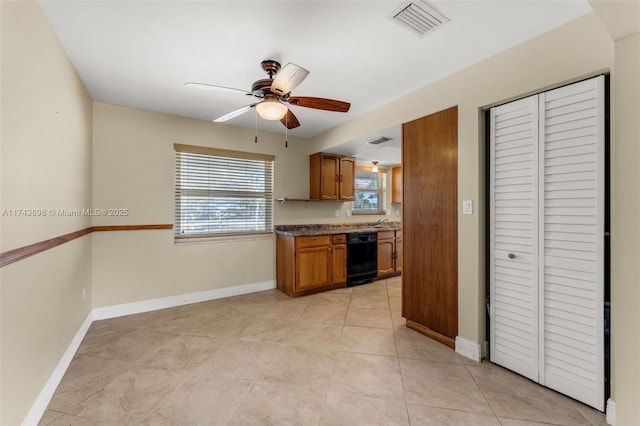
xmin=0 ymin=224 xmax=173 ymax=268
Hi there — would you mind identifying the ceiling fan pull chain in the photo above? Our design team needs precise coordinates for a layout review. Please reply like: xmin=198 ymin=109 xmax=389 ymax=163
xmin=285 ymin=115 xmax=288 ymax=148
xmin=254 ymin=108 xmax=258 ymax=143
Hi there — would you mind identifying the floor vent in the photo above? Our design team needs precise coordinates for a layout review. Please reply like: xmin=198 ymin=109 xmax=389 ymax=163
xmin=368 ymin=136 xmax=393 ymax=145
xmin=390 ymin=1 xmax=450 ymax=36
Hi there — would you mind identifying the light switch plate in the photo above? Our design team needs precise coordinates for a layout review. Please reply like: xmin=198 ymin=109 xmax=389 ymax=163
xmin=463 ymin=200 xmax=473 ymax=215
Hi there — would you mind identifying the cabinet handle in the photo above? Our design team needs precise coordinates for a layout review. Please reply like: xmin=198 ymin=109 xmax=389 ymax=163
xmin=335 ymin=174 xmax=339 ymax=182
xmin=508 ymin=253 xmax=516 ymax=259
xmin=339 ymin=174 xmax=343 ymax=182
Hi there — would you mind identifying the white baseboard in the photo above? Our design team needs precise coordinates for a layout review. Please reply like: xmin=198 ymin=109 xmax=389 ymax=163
xmin=24 ymin=280 xmax=276 ymax=425
xmin=22 ymin=311 xmax=93 ymax=426
xmin=455 ymin=336 xmax=482 ymax=362
xmin=606 ymin=398 xmax=615 ymax=425
xmin=92 ymin=280 xmax=276 ymax=321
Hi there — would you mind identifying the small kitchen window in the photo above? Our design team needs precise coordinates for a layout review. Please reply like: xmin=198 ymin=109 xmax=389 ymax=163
xmin=353 ymin=166 xmax=387 ymax=215
xmin=174 ymin=143 xmax=274 ymax=242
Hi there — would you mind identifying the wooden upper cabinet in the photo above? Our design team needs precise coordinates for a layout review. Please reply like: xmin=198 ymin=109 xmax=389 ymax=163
xmin=391 ymin=165 xmax=402 ymax=204
xmin=310 ymin=153 xmax=355 ymax=201
xmin=338 ymin=156 xmax=356 ymax=201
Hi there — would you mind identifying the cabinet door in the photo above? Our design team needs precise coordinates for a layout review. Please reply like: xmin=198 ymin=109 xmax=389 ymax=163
xmin=395 ymin=237 xmax=402 ymax=272
xmin=391 ymin=166 xmax=403 ymax=203
xmin=296 ymin=246 xmax=332 ymax=291
xmin=332 ymin=244 xmax=347 ymax=284
xmin=377 ymin=239 xmax=395 ymax=275
xmin=339 ymin=156 xmax=356 ymax=200
xmin=320 ymin=155 xmax=340 ymax=200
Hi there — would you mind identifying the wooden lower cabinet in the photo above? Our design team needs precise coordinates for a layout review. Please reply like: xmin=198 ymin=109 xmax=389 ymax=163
xmin=331 ymin=234 xmax=347 ymax=285
xmin=377 ymin=230 xmax=402 ymax=277
xmin=296 ymin=245 xmax=332 ymax=292
xmin=395 ymin=236 xmax=402 ymax=273
xmin=276 ymin=233 xmax=346 ymax=297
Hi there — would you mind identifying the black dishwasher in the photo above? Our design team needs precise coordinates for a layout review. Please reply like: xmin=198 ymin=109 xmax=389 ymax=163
xmin=347 ymin=232 xmax=377 ymax=286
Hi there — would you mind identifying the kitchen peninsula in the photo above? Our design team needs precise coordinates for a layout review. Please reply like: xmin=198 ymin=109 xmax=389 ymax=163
xmin=275 ymin=222 xmax=402 ymax=297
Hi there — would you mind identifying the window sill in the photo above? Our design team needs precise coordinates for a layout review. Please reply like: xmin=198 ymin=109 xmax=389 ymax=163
xmin=174 ymin=232 xmax=274 ymax=245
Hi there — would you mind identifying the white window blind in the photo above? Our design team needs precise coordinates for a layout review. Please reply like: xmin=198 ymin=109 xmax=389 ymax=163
xmin=174 ymin=144 xmax=274 ymax=240
xmin=353 ymin=167 xmax=387 ymax=214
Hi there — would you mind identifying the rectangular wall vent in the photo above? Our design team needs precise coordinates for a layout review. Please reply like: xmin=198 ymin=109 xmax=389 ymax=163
xmin=391 ymin=1 xmax=450 ymax=36
xmin=368 ymin=136 xmax=393 ymax=145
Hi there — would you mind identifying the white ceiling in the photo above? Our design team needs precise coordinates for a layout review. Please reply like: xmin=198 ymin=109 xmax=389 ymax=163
xmin=40 ymin=0 xmax=591 ymax=162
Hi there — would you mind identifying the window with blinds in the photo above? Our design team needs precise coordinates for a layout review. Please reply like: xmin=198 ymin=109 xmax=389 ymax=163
xmin=353 ymin=166 xmax=387 ymax=214
xmin=174 ymin=144 xmax=274 ymax=241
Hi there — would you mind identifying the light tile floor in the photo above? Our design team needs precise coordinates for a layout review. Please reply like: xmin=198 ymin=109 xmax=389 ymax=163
xmin=41 ymin=277 xmax=606 ymax=425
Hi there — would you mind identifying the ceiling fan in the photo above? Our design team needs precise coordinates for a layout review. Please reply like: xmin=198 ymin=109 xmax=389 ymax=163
xmin=185 ymin=60 xmax=351 ymax=129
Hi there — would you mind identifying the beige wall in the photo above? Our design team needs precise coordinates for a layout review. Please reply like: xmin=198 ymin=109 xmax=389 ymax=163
xmin=589 ymin=4 xmax=640 ymax=423
xmin=309 ymin=12 xmax=614 ymax=346
xmin=0 ymin=2 xmax=94 ymax=424
xmin=611 ymin=29 xmax=640 ymax=426
xmin=3 ymin=2 xmax=638 ymax=424
xmin=91 ymin=103 xmax=390 ymax=307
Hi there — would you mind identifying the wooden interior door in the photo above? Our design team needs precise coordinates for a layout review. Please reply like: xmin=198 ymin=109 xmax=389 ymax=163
xmin=402 ymin=106 xmax=458 ymax=347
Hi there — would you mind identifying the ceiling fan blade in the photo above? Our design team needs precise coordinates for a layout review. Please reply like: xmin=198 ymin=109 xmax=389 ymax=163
xmin=287 ymin=96 xmax=351 ymax=113
xmin=271 ymin=63 xmax=310 ymax=96
xmin=280 ymin=109 xmax=300 ymax=129
xmin=213 ymin=104 xmax=256 ymax=123
xmin=185 ymin=82 xmax=252 ymax=96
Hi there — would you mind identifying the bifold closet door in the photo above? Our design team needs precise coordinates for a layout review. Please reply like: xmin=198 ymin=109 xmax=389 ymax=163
xmin=490 ymin=76 xmax=605 ymax=410
xmin=538 ymin=77 xmax=605 ymax=410
xmin=489 ymin=94 xmax=540 ymax=382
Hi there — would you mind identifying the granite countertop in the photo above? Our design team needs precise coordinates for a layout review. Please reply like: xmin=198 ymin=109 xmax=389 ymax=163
xmin=275 ymin=222 xmax=401 ymax=237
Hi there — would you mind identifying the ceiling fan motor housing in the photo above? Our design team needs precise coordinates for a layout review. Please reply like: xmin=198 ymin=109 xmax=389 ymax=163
xmin=251 ymin=78 xmax=275 ymax=96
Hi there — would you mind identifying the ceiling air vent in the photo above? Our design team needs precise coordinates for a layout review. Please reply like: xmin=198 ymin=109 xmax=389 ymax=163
xmin=367 ymin=136 xmax=393 ymax=145
xmin=390 ymin=1 xmax=450 ymax=36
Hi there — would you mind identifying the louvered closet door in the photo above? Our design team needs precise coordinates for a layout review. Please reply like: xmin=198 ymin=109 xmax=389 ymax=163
xmin=490 ymin=76 xmax=605 ymax=411
xmin=489 ymin=94 xmax=539 ymax=382
xmin=539 ymin=76 xmax=604 ymax=410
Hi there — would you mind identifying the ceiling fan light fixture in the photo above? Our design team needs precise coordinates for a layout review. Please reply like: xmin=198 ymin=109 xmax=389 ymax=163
xmin=371 ymin=161 xmax=379 ymax=173
xmin=256 ymin=99 xmax=288 ymax=120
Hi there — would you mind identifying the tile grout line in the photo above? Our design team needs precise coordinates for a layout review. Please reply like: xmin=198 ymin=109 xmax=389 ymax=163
xmin=137 ymin=337 xmax=234 ymax=424
xmin=386 ymin=279 xmax=413 ymax=425
xmin=464 ymin=360 xmax=502 ymax=424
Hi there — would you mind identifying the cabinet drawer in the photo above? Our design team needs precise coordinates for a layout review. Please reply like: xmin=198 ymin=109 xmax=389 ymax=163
xmin=332 ymin=234 xmax=347 ymax=244
xmin=378 ymin=231 xmax=395 ymax=240
xmin=395 ymin=230 xmax=402 ymax=239
xmin=296 ymin=235 xmax=331 ymax=248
